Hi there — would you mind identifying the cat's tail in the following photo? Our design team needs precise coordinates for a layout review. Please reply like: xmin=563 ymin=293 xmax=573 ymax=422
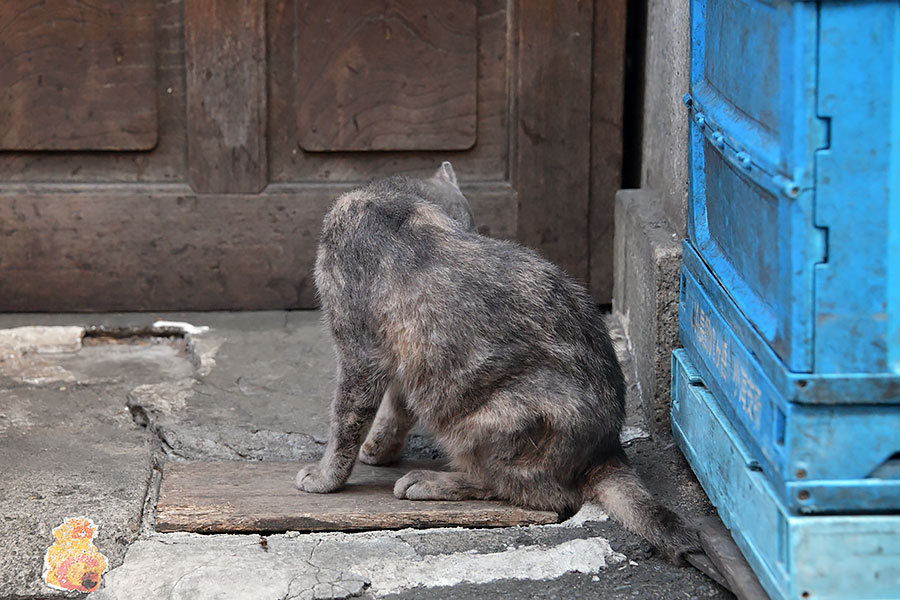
xmin=585 ymin=452 xmax=700 ymax=564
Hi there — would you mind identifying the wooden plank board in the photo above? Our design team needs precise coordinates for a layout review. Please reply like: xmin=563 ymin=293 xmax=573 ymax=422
xmin=156 ymin=460 xmax=559 ymax=533
xmin=698 ymin=516 xmax=770 ymax=600
xmin=685 ymin=552 xmax=731 ymax=592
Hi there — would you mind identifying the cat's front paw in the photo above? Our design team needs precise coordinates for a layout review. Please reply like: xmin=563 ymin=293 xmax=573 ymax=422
xmin=295 ymin=464 xmax=340 ymax=493
xmin=393 ymin=469 xmax=436 ymax=500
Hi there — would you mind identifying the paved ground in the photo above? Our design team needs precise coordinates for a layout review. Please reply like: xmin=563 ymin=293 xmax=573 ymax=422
xmin=0 ymin=311 xmax=732 ymax=599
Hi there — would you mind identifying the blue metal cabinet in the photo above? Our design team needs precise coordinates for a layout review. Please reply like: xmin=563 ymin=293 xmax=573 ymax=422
xmin=678 ymin=2 xmax=900 ymax=594
xmin=680 ymin=243 xmax=900 ymax=513
xmin=672 ymin=349 xmax=900 ymax=600
xmin=687 ymin=0 xmax=900 ymax=380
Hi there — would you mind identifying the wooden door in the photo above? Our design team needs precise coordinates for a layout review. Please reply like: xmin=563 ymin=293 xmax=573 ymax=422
xmin=0 ymin=0 xmax=624 ymax=310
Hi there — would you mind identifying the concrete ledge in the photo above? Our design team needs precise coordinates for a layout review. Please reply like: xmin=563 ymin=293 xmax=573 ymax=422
xmin=613 ymin=189 xmax=682 ymax=434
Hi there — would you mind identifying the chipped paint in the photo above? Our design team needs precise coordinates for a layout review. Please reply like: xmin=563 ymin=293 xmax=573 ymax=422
xmin=43 ymin=517 xmax=108 ymax=593
xmin=0 ymin=353 xmax=78 ymax=385
xmin=0 ymin=326 xmax=84 ymax=384
xmin=0 ymin=392 xmax=34 ymax=435
xmin=96 ymin=526 xmax=628 ymax=600
xmin=128 ymin=379 xmax=195 ymax=414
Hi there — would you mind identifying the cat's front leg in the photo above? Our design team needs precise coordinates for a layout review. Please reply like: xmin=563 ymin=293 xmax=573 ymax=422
xmin=296 ymin=364 xmax=385 ymax=493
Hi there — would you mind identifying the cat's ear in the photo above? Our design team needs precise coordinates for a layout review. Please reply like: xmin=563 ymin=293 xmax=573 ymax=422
xmin=435 ymin=161 xmax=458 ymax=186
xmin=423 ymin=160 xmax=475 ymax=232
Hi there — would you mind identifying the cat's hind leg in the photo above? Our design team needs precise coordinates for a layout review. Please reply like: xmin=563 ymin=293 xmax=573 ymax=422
xmin=393 ymin=469 xmax=493 ymax=501
xmin=358 ymin=383 xmax=415 ymax=465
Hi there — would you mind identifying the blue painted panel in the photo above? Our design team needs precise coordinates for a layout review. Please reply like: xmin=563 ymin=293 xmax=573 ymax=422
xmin=689 ymin=0 xmax=825 ymax=372
xmin=690 ymin=0 xmax=823 ymax=186
xmin=814 ymin=1 xmax=900 ymax=374
xmin=703 ymin=146 xmax=781 ymax=341
xmin=679 ymin=245 xmax=900 ymax=513
xmin=672 ymin=349 xmax=900 ymax=600
xmin=704 ymin=0 xmax=782 ymax=140
xmin=688 ymin=0 xmax=900 ymax=376
xmin=682 ymin=241 xmax=900 ymax=405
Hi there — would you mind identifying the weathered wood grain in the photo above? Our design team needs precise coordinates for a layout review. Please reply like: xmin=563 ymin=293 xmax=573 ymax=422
xmin=0 ymin=188 xmax=324 ymax=311
xmin=0 ymin=183 xmax=516 ymax=311
xmin=295 ymin=0 xmax=476 ymax=152
xmin=589 ymin=0 xmax=626 ymax=302
xmin=698 ymin=516 xmax=770 ymax=600
xmin=685 ymin=552 xmax=731 ymax=592
xmin=0 ymin=0 xmax=187 ymax=183
xmin=267 ymin=0 xmax=509 ymax=182
xmin=465 ymin=182 xmax=518 ymax=240
xmin=514 ymin=0 xmax=594 ymax=283
xmin=0 ymin=0 xmax=158 ymax=150
xmin=185 ymin=0 xmax=267 ymax=193
xmin=0 ymin=0 xmax=623 ymax=312
xmin=156 ymin=460 xmax=559 ymax=533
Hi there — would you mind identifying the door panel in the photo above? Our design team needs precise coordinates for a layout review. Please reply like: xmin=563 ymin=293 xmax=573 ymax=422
xmin=0 ymin=191 xmax=325 ymax=311
xmin=0 ymin=0 xmax=185 ymax=182
xmin=0 ymin=0 xmax=158 ymax=151
xmin=295 ymin=0 xmax=477 ymax=152
xmin=590 ymin=0 xmax=626 ymax=299
xmin=267 ymin=0 xmax=505 ymax=182
xmin=0 ymin=0 xmax=624 ymax=311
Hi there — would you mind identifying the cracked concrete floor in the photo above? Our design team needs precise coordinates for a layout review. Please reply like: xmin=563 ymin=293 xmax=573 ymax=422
xmin=0 ymin=312 xmax=730 ymax=599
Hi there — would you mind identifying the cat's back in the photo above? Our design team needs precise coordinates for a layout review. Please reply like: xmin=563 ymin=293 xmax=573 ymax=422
xmin=316 ymin=173 xmax=610 ymax=343
xmin=318 ymin=176 xmax=596 ymax=326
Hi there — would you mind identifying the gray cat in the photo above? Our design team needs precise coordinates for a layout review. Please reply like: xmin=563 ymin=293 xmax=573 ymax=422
xmin=297 ymin=162 xmax=699 ymax=562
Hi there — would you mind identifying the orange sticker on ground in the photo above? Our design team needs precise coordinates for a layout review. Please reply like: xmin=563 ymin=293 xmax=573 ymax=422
xmin=43 ymin=517 xmax=108 ymax=593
